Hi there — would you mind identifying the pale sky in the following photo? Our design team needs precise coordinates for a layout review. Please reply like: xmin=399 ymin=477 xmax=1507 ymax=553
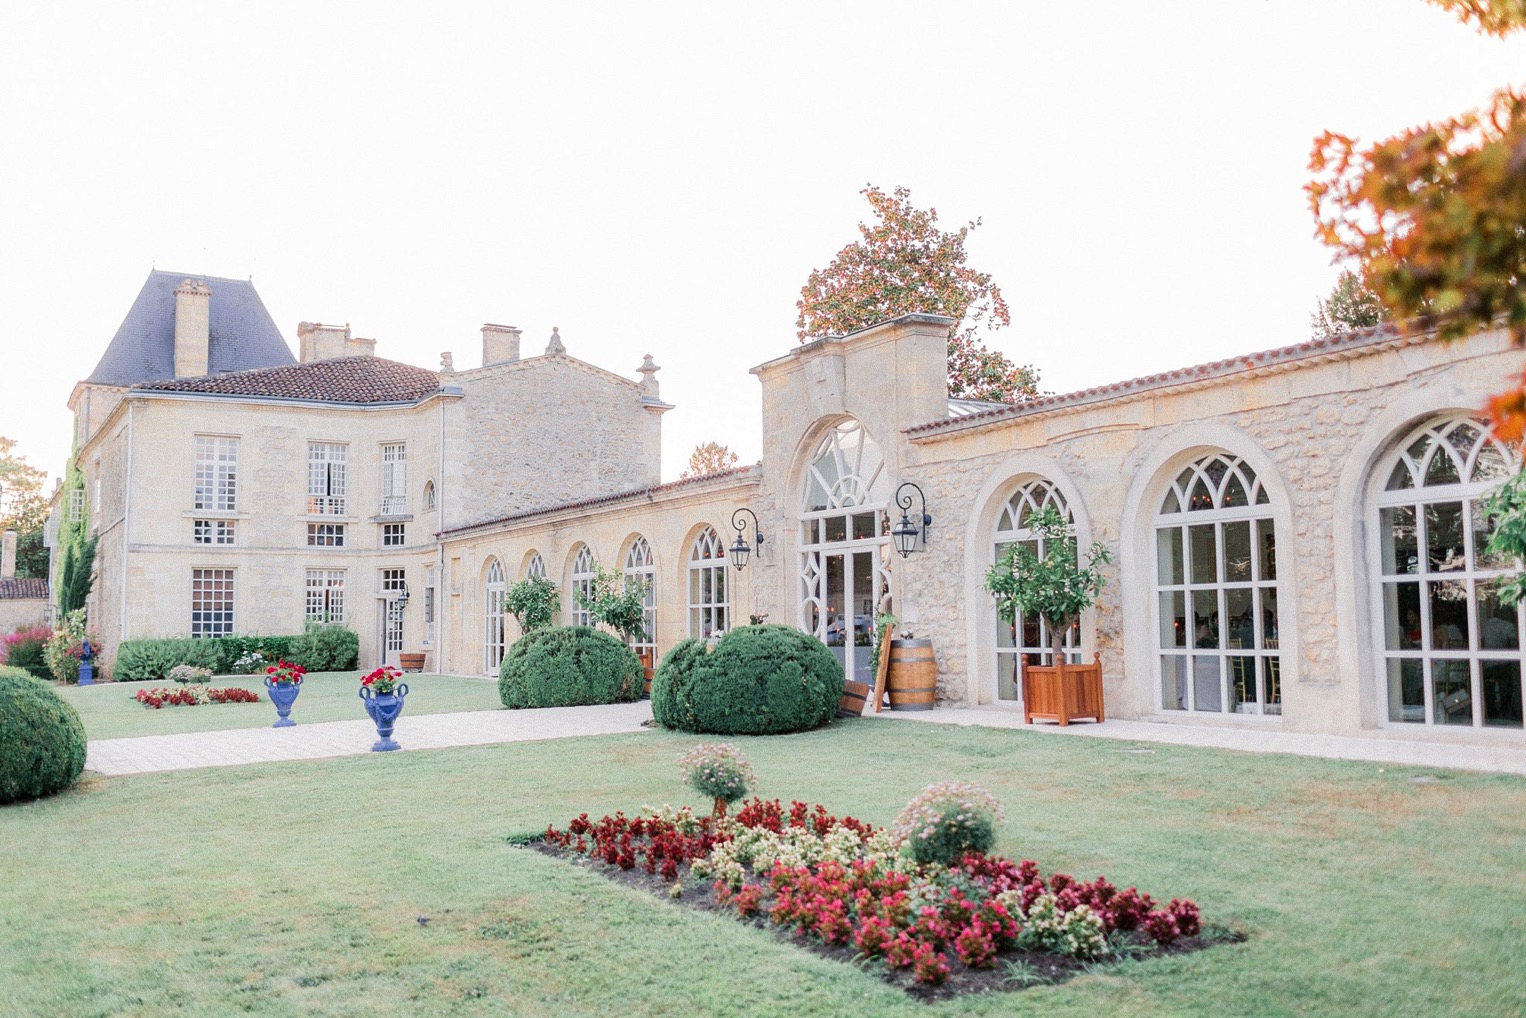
xmin=1 ymin=1 xmax=1522 ymax=489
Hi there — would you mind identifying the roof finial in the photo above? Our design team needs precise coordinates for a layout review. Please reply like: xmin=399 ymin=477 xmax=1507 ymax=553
xmin=637 ymin=353 xmax=660 ymax=398
xmin=440 ymin=352 xmax=455 ymax=373
xmin=545 ymin=326 xmax=566 ymax=356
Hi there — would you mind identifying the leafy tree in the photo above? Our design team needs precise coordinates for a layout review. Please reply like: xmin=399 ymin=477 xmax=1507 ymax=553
xmin=0 ymin=437 xmax=49 ymax=578
xmin=58 ymin=535 xmax=97 ymax=616
xmin=1310 ymin=270 xmax=1389 ymax=339
xmin=1308 ymin=3 xmax=1525 ymax=434
xmin=504 ymin=576 xmax=558 ymax=633
xmin=574 ymin=565 xmax=649 ymax=644
xmin=680 ymin=442 xmax=739 ymax=479
xmin=983 ymin=507 xmax=1110 ymax=663
xmin=796 ymin=185 xmax=1040 ymax=404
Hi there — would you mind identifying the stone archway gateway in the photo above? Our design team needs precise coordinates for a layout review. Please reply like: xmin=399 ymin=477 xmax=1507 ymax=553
xmin=798 ymin=418 xmax=892 ymax=685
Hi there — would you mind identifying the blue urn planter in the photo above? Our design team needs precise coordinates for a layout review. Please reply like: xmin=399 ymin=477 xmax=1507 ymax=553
xmin=265 ymin=679 xmax=301 ymax=727
xmin=360 ymin=684 xmax=409 ymax=751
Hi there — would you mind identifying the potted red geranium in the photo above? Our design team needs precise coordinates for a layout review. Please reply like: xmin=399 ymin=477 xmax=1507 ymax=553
xmin=264 ymin=660 xmax=306 ymax=727
xmin=358 ymin=665 xmax=409 ymax=752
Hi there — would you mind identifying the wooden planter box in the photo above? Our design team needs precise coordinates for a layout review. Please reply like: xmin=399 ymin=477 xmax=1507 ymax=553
xmin=399 ymin=652 xmax=427 ymax=673
xmin=638 ymin=648 xmax=655 ymax=698
xmin=1021 ymin=655 xmax=1104 ymax=726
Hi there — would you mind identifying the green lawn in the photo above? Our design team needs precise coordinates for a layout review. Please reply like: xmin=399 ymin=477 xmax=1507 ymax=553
xmin=56 ymin=673 xmax=503 ymax=740
xmin=0 ymin=719 xmax=1521 ymax=1017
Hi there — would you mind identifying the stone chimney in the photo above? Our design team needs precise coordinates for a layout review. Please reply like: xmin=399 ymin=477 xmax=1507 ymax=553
xmin=2 ymin=530 xmax=16 ymax=580
xmin=298 ymin=322 xmax=374 ymax=362
xmin=481 ymin=324 xmax=521 ymax=366
xmin=173 ymin=278 xmax=212 ymax=377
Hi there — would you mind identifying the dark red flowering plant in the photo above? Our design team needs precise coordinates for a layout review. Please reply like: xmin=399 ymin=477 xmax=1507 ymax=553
xmin=360 ymin=665 xmax=402 ymax=694
xmin=265 ymin=660 xmax=305 ymax=685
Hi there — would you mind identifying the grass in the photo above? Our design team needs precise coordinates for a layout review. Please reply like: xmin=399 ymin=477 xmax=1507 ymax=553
xmin=55 ymin=673 xmax=503 ymax=740
xmin=0 ymin=718 xmax=1522 ymax=1016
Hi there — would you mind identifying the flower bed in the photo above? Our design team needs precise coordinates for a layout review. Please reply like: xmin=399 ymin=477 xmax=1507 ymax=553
xmin=536 ymin=797 xmax=1220 ymax=998
xmin=133 ymin=687 xmax=260 ymax=709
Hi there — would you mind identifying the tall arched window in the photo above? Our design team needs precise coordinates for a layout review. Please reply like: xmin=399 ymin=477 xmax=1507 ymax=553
xmin=1155 ymin=453 xmax=1281 ymax=715
xmin=799 ymin=419 xmax=891 ymax=684
xmin=483 ymin=558 xmax=506 ymax=674
xmin=526 ymin=552 xmax=546 ymax=581
xmin=423 ymin=480 xmax=436 ymax=511
xmin=993 ymin=479 xmax=1079 ymax=702
xmin=689 ymin=527 xmax=728 ymax=638
xmin=1374 ymin=416 xmax=1522 ymax=729
xmin=569 ymin=545 xmax=596 ymax=628
xmin=623 ymin=537 xmax=656 ymax=664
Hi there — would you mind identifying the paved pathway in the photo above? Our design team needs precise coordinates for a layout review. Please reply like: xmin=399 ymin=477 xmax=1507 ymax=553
xmin=874 ymin=706 xmax=1526 ymax=776
xmin=85 ymin=701 xmax=654 ymax=776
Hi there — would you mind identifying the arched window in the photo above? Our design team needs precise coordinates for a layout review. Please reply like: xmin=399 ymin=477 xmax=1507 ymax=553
xmin=423 ymin=480 xmax=436 ymax=511
xmin=1374 ymin=416 xmax=1522 ymax=729
xmin=483 ymin=557 xmax=506 ymax=674
xmin=569 ymin=545 xmax=596 ymax=628
xmin=1155 ymin=453 xmax=1281 ymax=715
xmin=526 ymin=552 xmax=546 ymax=581
xmin=799 ymin=419 xmax=891 ymax=684
xmin=623 ymin=537 xmax=656 ymax=663
xmin=689 ymin=527 xmax=728 ymax=638
xmin=993 ymin=479 xmax=1079 ymax=702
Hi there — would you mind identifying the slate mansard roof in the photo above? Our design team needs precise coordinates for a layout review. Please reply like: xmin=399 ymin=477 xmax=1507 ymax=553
xmin=135 ymin=356 xmax=442 ymax=405
xmin=86 ymin=270 xmax=296 ymax=386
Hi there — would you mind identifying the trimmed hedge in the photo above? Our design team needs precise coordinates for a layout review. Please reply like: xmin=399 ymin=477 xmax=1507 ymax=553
xmin=651 ymin=624 xmax=843 ymax=735
xmin=114 ymin=628 xmax=355 ymax=681
xmin=498 ymin=626 xmax=644 ymax=709
xmin=0 ymin=666 xmax=88 ymax=804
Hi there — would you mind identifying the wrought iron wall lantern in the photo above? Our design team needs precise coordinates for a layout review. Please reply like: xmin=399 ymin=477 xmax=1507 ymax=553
xmin=891 ymin=482 xmax=932 ymax=559
xmin=730 ymin=507 xmax=765 ymax=570
xmin=393 ymin=580 xmax=411 ymax=609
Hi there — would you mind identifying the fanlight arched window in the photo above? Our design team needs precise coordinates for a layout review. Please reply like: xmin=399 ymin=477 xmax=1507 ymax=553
xmin=1155 ymin=453 xmax=1281 ymax=715
xmin=623 ymin=537 xmax=656 ymax=663
xmin=526 ymin=552 xmax=546 ymax=581
xmin=689 ymin=527 xmax=728 ymax=638
xmin=569 ymin=545 xmax=596 ymax=628
xmin=423 ymin=480 xmax=436 ymax=511
xmin=993 ymin=479 xmax=1079 ymax=702
xmin=483 ymin=557 xmax=506 ymax=674
xmin=1374 ymin=416 xmax=1522 ymax=729
xmin=802 ymin=419 xmax=889 ymax=513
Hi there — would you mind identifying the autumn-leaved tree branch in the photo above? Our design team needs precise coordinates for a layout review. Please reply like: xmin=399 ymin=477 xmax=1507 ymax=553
xmin=796 ymin=185 xmax=1039 ymax=404
xmin=680 ymin=442 xmax=739 ymax=480
xmin=1308 ymin=0 xmax=1526 ymax=434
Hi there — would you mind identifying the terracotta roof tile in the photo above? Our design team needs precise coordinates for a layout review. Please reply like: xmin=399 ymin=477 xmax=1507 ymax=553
xmin=0 ymin=578 xmax=48 ymax=600
xmin=134 ymin=356 xmax=440 ymax=404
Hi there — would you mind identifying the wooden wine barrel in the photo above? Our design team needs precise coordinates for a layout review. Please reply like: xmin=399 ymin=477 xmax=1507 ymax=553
xmin=886 ymin=639 xmax=936 ymax=711
xmin=838 ymin=680 xmax=870 ymax=717
xmin=399 ymin=653 xmax=426 ymax=673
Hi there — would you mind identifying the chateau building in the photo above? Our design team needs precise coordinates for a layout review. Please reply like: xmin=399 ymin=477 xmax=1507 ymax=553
xmin=62 ymin=269 xmax=1526 ymax=753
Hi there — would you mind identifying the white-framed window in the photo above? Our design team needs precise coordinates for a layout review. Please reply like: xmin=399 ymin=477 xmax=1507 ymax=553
xmin=570 ymin=545 xmax=596 ymax=628
xmin=688 ymin=527 xmax=728 ymax=639
xmin=194 ymin=436 xmax=238 ymax=512
xmin=191 ymin=568 xmax=235 ymax=637
xmin=307 ymin=442 xmax=347 ymax=515
xmin=424 ymin=480 xmax=436 ymax=511
xmin=93 ymin=469 xmax=101 ymax=519
xmin=193 ymin=519 xmax=237 ymax=545
xmin=1155 ymin=453 xmax=1281 ymax=715
xmin=382 ymin=523 xmax=405 ymax=547
xmin=526 ymin=552 xmax=546 ymax=580
xmin=424 ymin=565 xmax=437 ymax=646
xmin=484 ymin=558 xmax=506 ymax=673
xmin=1373 ymin=415 xmax=1523 ymax=729
xmin=305 ymin=569 xmax=346 ymax=623
xmin=993 ymin=479 xmax=1080 ymax=703
xmin=381 ymin=567 xmax=406 ymax=658
xmin=308 ymin=523 xmax=346 ymax=547
xmin=381 ymin=443 xmax=407 ymax=515
xmin=67 ymin=488 xmax=84 ymax=522
xmin=624 ymin=537 xmax=656 ymax=663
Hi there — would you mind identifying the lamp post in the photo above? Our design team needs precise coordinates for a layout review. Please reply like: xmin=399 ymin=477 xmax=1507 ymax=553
xmin=729 ymin=507 xmax=764 ymax=570
xmin=891 ymin=482 xmax=931 ymax=559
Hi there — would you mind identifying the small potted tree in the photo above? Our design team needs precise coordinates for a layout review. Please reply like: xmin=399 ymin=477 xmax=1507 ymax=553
xmin=985 ymin=506 xmax=1111 ymax=725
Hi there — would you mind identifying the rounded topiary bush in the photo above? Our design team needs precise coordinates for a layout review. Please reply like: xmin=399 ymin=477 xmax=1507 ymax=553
xmin=651 ymin=624 xmax=843 ymax=735
xmin=498 ymin=626 xmax=644 ymax=709
xmin=0 ymin=665 xmax=88 ymax=805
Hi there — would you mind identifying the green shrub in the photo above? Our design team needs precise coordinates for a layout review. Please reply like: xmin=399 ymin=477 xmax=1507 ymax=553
xmin=498 ymin=626 xmax=643 ymax=709
xmin=650 ymin=624 xmax=843 ymax=735
xmin=289 ymin=624 xmax=358 ymax=672
xmin=215 ymin=635 xmax=300 ymax=673
xmin=114 ymin=638 xmax=221 ymax=682
xmin=0 ymin=666 xmax=87 ymax=804
xmin=891 ymin=781 xmax=1005 ymax=866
